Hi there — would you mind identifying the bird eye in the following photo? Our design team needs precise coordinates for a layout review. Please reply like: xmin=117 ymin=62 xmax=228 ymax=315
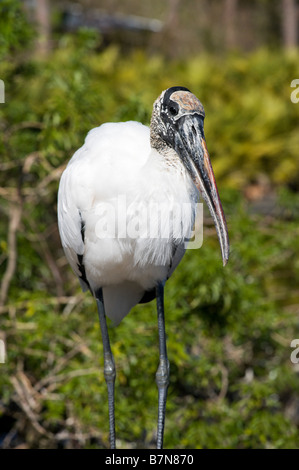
xmin=169 ymin=105 xmax=178 ymax=116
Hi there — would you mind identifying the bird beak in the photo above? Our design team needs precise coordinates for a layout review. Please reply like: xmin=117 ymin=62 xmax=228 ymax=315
xmin=174 ymin=114 xmax=229 ymax=265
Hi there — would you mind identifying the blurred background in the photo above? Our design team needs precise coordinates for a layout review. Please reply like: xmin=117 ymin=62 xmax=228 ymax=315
xmin=0 ymin=0 xmax=299 ymax=449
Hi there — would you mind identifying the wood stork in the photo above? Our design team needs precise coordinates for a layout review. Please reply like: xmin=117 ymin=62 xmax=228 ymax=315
xmin=57 ymin=86 xmax=229 ymax=449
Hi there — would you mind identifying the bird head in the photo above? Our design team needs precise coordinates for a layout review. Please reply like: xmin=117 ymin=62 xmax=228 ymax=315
xmin=150 ymin=86 xmax=229 ymax=266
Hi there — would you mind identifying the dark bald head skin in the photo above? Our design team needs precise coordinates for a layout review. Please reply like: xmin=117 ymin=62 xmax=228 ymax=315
xmin=150 ymin=86 xmax=205 ymax=152
xmin=162 ymin=87 xmax=205 ymax=120
xmin=150 ymin=86 xmax=229 ymax=266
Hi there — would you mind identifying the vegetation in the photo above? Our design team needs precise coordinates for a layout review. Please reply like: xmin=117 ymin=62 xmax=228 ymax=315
xmin=1 ymin=1 xmax=299 ymax=449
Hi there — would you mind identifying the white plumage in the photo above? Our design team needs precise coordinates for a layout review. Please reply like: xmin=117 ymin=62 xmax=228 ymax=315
xmin=58 ymin=120 xmax=197 ymax=324
xmin=57 ymin=87 xmax=229 ymax=449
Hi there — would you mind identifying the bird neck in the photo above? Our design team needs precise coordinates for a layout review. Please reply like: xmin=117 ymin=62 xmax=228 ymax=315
xmin=149 ymin=112 xmax=192 ymax=179
xmin=148 ymin=143 xmax=189 ymax=182
xmin=150 ymin=109 xmax=169 ymax=154
xmin=150 ymin=120 xmax=179 ymax=171
xmin=150 ymin=131 xmax=169 ymax=155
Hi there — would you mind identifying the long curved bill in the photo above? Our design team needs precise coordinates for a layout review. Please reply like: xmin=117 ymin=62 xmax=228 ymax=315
xmin=175 ymin=115 xmax=229 ymax=266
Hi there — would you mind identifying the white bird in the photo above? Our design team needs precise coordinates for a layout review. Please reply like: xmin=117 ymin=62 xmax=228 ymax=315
xmin=57 ymin=86 xmax=229 ymax=449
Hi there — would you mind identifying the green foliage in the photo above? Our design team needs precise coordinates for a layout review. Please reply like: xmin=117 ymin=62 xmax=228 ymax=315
xmin=1 ymin=21 xmax=299 ymax=448
xmin=0 ymin=0 xmax=33 ymax=60
xmin=2 ymin=42 xmax=299 ymax=188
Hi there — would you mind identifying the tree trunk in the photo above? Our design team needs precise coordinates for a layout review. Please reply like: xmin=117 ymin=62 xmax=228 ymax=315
xmin=153 ymin=0 xmax=181 ymax=58
xmin=35 ymin=0 xmax=51 ymax=55
xmin=224 ymin=0 xmax=238 ymax=49
xmin=282 ymin=0 xmax=297 ymax=49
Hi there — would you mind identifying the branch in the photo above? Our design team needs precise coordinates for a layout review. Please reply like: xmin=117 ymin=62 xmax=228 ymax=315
xmin=0 ymin=201 xmax=22 ymax=308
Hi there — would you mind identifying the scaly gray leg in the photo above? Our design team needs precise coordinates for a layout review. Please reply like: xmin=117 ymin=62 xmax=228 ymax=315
xmin=96 ymin=288 xmax=116 ymax=449
xmin=155 ymin=282 xmax=169 ymax=449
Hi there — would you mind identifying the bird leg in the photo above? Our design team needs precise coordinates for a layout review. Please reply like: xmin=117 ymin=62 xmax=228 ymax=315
xmin=96 ymin=288 xmax=116 ymax=449
xmin=155 ymin=282 xmax=169 ymax=449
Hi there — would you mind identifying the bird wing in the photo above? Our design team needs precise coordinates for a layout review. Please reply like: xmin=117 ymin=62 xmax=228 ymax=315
xmin=57 ymin=157 xmax=90 ymax=291
xmin=57 ymin=121 xmax=151 ymax=294
xmin=168 ymin=242 xmax=186 ymax=279
xmin=137 ymin=243 xmax=186 ymax=305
